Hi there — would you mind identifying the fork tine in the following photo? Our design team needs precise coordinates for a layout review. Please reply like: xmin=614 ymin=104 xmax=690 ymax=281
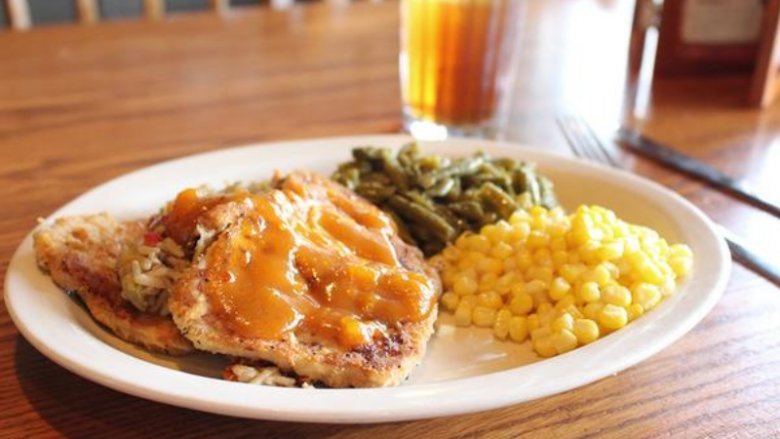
xmin=556 ymin=116 xmax=581 ymax=157
xmin=558 ymin=115 xmax=599 ymax=162
xmin=577 ymin=116 xmax=620 ymax=168
xmin=557 ymin=115 xmax=620 ymax=169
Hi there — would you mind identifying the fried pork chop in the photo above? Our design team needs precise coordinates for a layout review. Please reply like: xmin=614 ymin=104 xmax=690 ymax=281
xmin=33 ymin=214 xmax=193 ymax=355
xmin=170 ymin=172 xmax=441 ymax=387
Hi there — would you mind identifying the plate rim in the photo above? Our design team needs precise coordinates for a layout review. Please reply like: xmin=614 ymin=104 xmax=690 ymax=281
xmin=4 ymin=134 xmax=731 ymax=423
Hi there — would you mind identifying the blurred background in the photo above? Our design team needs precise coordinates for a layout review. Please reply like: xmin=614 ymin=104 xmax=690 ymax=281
xmin=0 ymin=0 xmax=284 ymax=26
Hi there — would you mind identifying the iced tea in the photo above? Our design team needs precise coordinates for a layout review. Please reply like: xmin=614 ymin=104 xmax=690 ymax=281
xmin=400 ymin=0 xmax=521 ymax=135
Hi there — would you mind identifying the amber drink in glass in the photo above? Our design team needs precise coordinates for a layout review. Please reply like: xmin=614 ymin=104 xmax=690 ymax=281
xmin=400 ymin=0 xmax=523 ymax=139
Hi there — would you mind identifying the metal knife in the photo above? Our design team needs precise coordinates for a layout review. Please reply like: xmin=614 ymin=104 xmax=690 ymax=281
xmin=716 ymin=224 xmax=780 ymax=287
xmin=616 ymin=126 xmax=780 ymax=218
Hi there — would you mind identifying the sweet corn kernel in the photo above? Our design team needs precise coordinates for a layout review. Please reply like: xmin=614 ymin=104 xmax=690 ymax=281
xmin=578 ymin=281 xmax=601 ymax=303
xmin=525 ymin=279 xmax=548 ymax=295
xmin=477 ymin=291 xmax=503 ymax=309
xmin=560 ymin=263 xmax=587 ymax=284
xmin=527 ymin=231 xmax=550 ymax=249
xmin=579 ymin=241 xmax=602 ymax=265
xmin=582 ymin=302 xmax=604 ymax=320
xmin=551 ymin=237 xmax=567 ymax=252
xmin=509 ymin=291 xmax=534 ymax=315
xmin=476 ymin=257 xmax=504 ymax=275
xmin=669 ymin=256 xmax=693 ymax=277
xmin=533 ymin=336 xmax=557 ymax=357
xmin=454 ymin=302 xmax=473 ymax=327
xmin=503 ymin=256 xmax=518 ymax=273
xmin=573 ymin=319 xmax=599 ymax=344
xmin=509 ymin=210 xmax=531 ymax=224
xmin=495 ymin=273 xmax=518 ymax=295
xmin=442 ymin=246 xmax=461 ymax=261
xmin=490 ymin=242 xmax=514 ymax=260
xmin=454 ymin=234 xmax=470 ymax=250
xmin=554 ymin=294 xmax=576 ymax=311
xmin=527 ymin=314 xmax=540 ymax=331
xmin=526 ymin=266 xmax=553 ymax=284
xmin=453 ymin=274 xmax=478 ymax=296
xmin=627 ymin=303 xmax=644 ymax=321
xmin=602 ymin=261 xmax=620 ymax=278
xmin=552 ymin=250 xmax=569 ymax=268
xmin=438 ymin=203 xmax=693 ymax=359
xmin=551 ymin=313 xmax=575 ymax=333
xmin=598 ymin=304 xmax=628 ymax=330
xmin=559 ymin=304 xmax=584 ymax=319
xmin=553 ymin=329 xmax=578 ymax=354
xmin=467 ymin=234 xmax=491 ymax=253
xmin=670 ymin=243 xmax=693 ymax=259
xmin=632 ymin=283 xmax=662 ymax=310
xmin=530 ymin=289 xmax=550 ymax=307
xmin=548 ymin=222 xmax=568 ymax=238
xmin=602 ymin=285 xmax=632 ymax=307
xmin=597 ymin=241 xmax=624 ymax=261
xmin=529 ymin=205 xmax=547 ymax=217
xmin=533 ymin=248 xmax=553 ymax=266
xmin=537 ymin=302 xmax=553 ymax=316
xmin=472 ymin=306 xmax=498 ymax=327
xmin=479 ymin=279 xmax=497 ymax=296
xmin=549 ymin=277 xmax=572 ymax=301
xmin=494 ymin=308 xmax=513 ymax=340
xmin=459 ymin=295 xmax=478 ymax=309
xmin=506 ymin=226 xmax=528 ymax=244
xmin=508 ymin=316 xmax=529 ymax=342
xmin=509 ymin=282 xmax=526 ymax=296
xmin=531 ymin=326 xmax=552 ymax=341
xmin=509 ymin=221 xmax=531 ymax=242
xmin=482 ymin=223 xmax=508 ymax=244
xmin=593 ymin=264 xmax=613 ymax=286
xmin=515 ymin=250 xmax=534 ymax=271
xmin=441 ymin=292 xmax=460 ymax=311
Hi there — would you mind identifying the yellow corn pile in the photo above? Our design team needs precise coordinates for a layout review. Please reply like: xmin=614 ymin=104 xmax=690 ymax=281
xmin=433 ymin=205 xmax=693 ymax=358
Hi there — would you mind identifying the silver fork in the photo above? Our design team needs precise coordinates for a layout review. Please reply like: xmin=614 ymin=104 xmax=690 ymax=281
xmin=557 ymin=114 xmax=780 ymax=286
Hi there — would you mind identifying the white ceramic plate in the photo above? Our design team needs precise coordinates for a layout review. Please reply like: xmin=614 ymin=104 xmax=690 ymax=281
xmin=5 ymin=135 xmax=730 ymax=423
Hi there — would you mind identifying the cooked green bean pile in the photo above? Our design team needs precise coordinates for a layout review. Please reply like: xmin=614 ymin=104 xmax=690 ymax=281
xmin=332 ymin=143 xmax=558 ymax=256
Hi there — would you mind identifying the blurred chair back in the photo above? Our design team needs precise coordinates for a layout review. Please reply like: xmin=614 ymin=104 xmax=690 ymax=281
xmin=2 ymin=0 xmax=366 ymax=30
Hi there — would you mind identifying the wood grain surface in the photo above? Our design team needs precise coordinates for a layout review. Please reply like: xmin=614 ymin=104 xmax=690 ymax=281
xmin=1 ymin=1 xmax=778 ymax=438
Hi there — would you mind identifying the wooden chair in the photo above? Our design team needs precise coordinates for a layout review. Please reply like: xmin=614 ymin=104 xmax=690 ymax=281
xmin=2 ymin=0 xmax=328 ymax=30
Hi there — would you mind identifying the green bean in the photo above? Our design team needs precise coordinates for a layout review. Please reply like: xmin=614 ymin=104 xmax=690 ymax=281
xmin=518 ymin=167 xmax=541 ymax=206
xmin=333 ymin=167 xmax=360 ymax=189
xmin=352 ymin=147 xmax=383 ymax=164
xmin=480 ymin=182 xmax=518 ymax=218
xmin=355 ymin=182 xmax=396 ymax=203
xmin=415 ymin=173 xmax=437 ymax=189
xmin=481 ymin=211 xmax=499 ymax=227
xmin=360 ymin=172 xmax=392 ymax=185
xmin=388 ymin=195 xmax=456 ymax=243
xmin=433 ymin=205 xmax=466 ymax=234
xmin=426 ymin=178 xmax=455 ymax=198
xmin=384 ymin=209 xmax=416 ymax=245
xmin=539 ymin=177 xmax=557 ymax=209
xmin=443 ymin=177 xmax=462 ymax=201
xmin=432 ymin=156 xmax=484 ymax=180
xmin=380 ymin=150 xmax=409 ymax=191
xmin=331 ymin=143 xmax=558 ymax=256
xmin=449 ymin=201 xmax=484 ymax=222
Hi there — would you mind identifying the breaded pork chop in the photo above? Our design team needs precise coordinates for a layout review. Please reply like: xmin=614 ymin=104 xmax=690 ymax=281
xmin=33 ymin=214 xmax=193 ymax=355
xmin=170 ymin=172 xmax=441 ymax=387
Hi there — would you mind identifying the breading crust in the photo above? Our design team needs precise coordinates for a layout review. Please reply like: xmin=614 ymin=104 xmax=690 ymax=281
xmin=33 ymin=213 xmax=193 ymax=355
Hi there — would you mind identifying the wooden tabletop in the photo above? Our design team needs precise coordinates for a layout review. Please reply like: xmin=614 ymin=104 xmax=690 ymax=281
xmin=1 ymin=1 xmax=778 ymax=437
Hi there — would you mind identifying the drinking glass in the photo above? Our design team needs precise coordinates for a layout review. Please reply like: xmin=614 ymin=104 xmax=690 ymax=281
xmin=399 ymin=0 xmax=524 ymax=140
